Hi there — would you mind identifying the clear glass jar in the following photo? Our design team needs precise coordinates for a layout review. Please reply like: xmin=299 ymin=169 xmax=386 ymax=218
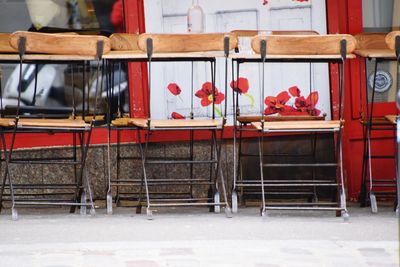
xmin=187 ymin=0 xmax=204 ymax=33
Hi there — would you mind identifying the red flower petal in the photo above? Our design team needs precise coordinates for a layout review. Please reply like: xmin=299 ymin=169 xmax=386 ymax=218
xmin=263 ymin=0 xmax=268 ymax=5
xmin=305 ymin=91 xmax=319 ymax=108
xmin=230 ymin=77 xmax=249 ymax=94
xmin=201 ymin=82 xmax=214 ymax=95
xmin=171 ymin=112 xmax=185 ymax=119
xmin=288 ymin=86 xmax=301 ymax=97
xmin=276 ymin=91 xmax=290 ymax=104
xmin=167 ymin=83 xmax=181 ymax=96
xmin=195 ymin=89 xmax=207 ymax=98
xmin=265 ymin=96 xmax=277 ymax=106
xmin=264 ymin=107 xmax=276 ymax=115
xmin=214 ymin=92 xmax=225 ymax=104
xmin=200 ymin=97 xmax=212 ymax=107
xmin=295 ymin=96 xmax=306 ymax=109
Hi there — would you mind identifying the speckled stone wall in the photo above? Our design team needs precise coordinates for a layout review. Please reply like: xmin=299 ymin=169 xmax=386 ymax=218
xmin=2 ymin=134 xmax=336 ymax=204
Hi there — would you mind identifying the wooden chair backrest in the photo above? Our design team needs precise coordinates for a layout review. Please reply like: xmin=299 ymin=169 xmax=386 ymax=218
xmin=251 ymin=34 xmax=356 ymax=55
xmin=138 ymin=33 xmax=238 ymax=53
xmin=0 ymin=33 xmax=16 ymax=53
xmin=385 ymin=31 xmax=400 ymax=50
xmin=110 ymin=33 xmax=140 ymax=51
xmin=9 ymin=31 xmax=111 ymax=56
xmin=354 ymin=32 xmax=388 ymax=49
xmin=231 ymin=30 xmax=319 ymax=38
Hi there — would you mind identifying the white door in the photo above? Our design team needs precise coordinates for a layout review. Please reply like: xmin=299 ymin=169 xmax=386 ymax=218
xmin=144 ymin=0 xmax=329 ymax=121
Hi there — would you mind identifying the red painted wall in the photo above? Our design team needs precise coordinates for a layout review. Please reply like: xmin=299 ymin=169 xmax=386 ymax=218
xmin=326 ymin=0 xmax=396 ymax=200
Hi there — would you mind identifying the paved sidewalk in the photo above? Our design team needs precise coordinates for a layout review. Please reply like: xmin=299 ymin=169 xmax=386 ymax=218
xmin=0 ymin=205 xmax=398 ymax=267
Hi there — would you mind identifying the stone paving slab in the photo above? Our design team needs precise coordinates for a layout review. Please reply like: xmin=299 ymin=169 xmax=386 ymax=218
xmin=0 ymin=240 xmax=398 ymax=267
xmin=0 ymin=206 xmax=398 ymax=267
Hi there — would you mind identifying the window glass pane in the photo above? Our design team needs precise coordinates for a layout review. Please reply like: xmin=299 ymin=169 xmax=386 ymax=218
xmin=362 ymin=0 xmax=399 ymax=103
xmin=0 ymin=0 xmax=129 ymax=116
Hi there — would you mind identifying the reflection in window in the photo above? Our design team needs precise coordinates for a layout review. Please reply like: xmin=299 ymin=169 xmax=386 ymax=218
xmin=0 ymin=0 xmax=129 ymax=118
xmin=362 ymin=0 xmax=399 ymax=103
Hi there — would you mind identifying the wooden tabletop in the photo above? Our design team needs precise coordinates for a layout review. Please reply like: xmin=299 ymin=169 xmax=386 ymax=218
xmin=353 ymin=49 xmax=396 ymax=59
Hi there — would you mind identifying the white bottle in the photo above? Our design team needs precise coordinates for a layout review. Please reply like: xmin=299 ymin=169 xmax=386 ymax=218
xmin=187 ymin=0 xmax=204 ymax=33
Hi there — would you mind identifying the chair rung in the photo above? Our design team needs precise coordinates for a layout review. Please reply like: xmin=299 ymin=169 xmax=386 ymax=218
xmin=14 ymin=201 xmax=92 ymax=206
xmin=146 ymin=160 xmax=217 ymax=164
xmin=239 ymin=183 xmax=338 ymax=187
xmin=263 ymin=163 xmax=337 ymax=167
xmin=149 ymin=202 xmax=226 ymax=207
xmin=265 ymin=206 xmax=343 ymax=211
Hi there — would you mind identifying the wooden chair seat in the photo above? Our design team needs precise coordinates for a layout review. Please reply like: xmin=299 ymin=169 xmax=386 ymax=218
xmin=138 ymin=33 xmax=237 ymax=53
xmin=110 ymin=33 xmax=140 ymax=51
xmin=112 ymin=117 xmax=132 ymax=127
xmin=237 ymin=115 xmax=325 ymax=124
xmin=0 ymin=118 xmax=15 ymax=127
xmin=385 ymin=115 xmax=397 ymax=125
xmin=129 ymin=118 xmax=223 ymax=129
xmin=251 ymin=34 xmax=356 ymax=55
xmin=385 ymin=31 xmax=400 ymax=50
xmin=0 ymin=33 xmax=15 ymax=53
xmin=360 ymin=117 xmax=396 ymax=126
xmin=252 ymin=120 xmax=342 ymax=131
xmin=17 ymin=118 xmax=89 ymax=128
xmin=9 ymin=31 xmax=110 ymax=56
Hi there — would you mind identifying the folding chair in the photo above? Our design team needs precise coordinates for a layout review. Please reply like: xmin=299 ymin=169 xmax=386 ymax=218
xmin=385 ymin=31 xmax=400 ymax=214
xmin=131 ymin=33 xmax=235 ymax=219
xmin=230 ymin=30 xmax=321 ymax=213
xmin=232 ymin=34 xmax=355 ymax=219
xmin=105 ymin=33 xmax=141 ymax=214
xmin=0 ymin=31 xmax=110 ymax=219
xmin=354 ymin=32 xmax=398 ymax=213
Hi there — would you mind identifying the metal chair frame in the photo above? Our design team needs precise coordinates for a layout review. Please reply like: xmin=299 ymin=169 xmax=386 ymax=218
xmin=231 ymin=35 xmax=351 ymax=220
xmin=358 ymin=53 xmax=398 ymax=213
xmin=0 ymin=33 xmax=106 ymax=219
xmin=129 ymin=34 xmax=233 ymax=219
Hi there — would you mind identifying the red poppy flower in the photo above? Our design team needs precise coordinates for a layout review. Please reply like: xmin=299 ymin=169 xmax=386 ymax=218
xmin=171 ymin=112 xmax=185 ymax=119
xmin=263 ymin=0 xmax=268 ymax=5
xmin=167 ymin=83 xmax=181 ymax=96
xmin=264 ymin=91 xmax=293 ymax=115
xmin=195 ymin=82 xmax=225 ymax=107
xmin=295 ymin=91 xmax=321 ymax=116
xmin=230 ymin=77 xmax=249 ymax=94
xmin=288 ymin=86 xmax=301 ymax=97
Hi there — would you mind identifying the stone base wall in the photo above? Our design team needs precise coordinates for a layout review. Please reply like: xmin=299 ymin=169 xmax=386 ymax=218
xmin=2 ymin=134 xmax=336 ymax=202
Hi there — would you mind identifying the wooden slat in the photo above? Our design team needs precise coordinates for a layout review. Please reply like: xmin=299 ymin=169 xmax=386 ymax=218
xmin=231 ymin=30 xmax=319 ymax=38
xmin=0 ymin=118 xmax=15 ymax=127
xmin=138 ymin=33 xmax=238 ymax=53
xmin=129 ymin=118 xmax=223 ymax=128
xmin=251 ymin=34 xmax=356 ymax=55
xmin=9 ymin=31 xmax=111 ymax=56
xmin=385 ymin=115 xmax=397 ymax=124
xmin=252 ymin=120 xmax=342 ymax=131
xmin=385 ymin=31 xmax=400 ymax=50
xmin=353 ymin=48 xmax=395 ymax=58
xmin=112 ymin=117 xmax=131 ymax=127
xmin=0 ymin=33 xmax=16 ymax=53
xmin=237 ymin=115 xmax=325 ymax=123
xmin=110 ymin=33 xmax=140 ymax=51
xmin=354 ymin=33 xmax=388 ymax=49
xmin=17 ymin=118 xmax=89 ymax=128
xmin=360 ymin=117 xmax=395 ymax=126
